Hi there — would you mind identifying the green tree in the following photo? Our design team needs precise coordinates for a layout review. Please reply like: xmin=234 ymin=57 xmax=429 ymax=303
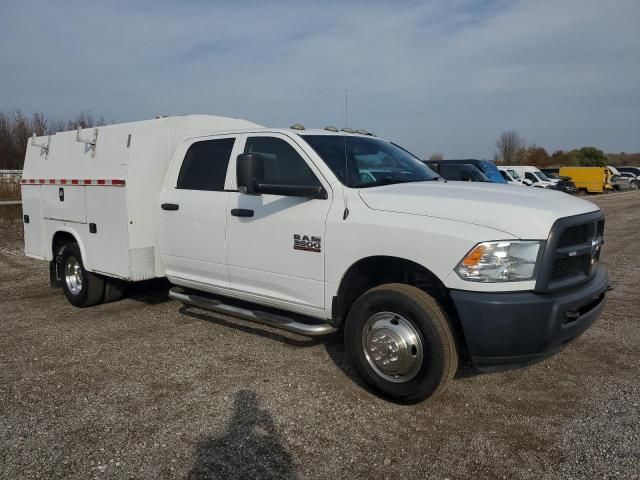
xmin=574 ymin=146 xmax=607 ymax=166
xmin=524 ymin=144 xmax=550 ymax=167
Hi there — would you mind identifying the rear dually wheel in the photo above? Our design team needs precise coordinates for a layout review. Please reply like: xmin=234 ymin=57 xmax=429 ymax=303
xmin=60 ymin=243 xmax=105 ymax=307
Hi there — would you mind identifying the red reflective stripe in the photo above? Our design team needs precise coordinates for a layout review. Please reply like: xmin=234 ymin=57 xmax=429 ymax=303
xmin=19 ymin=178 xmax=125 ymax=186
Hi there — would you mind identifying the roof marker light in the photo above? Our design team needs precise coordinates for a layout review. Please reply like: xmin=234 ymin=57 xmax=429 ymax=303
xmin=290 ymin=124 xmax=305 ymax=130
xmin=324 ymin=126 xmax=339 ymax=132
xmin=341 ymin=128 xmax=355 ymax=133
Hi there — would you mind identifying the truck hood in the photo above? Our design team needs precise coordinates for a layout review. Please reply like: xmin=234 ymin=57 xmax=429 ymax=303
xmin=358 ymin=181 xmax=599 ymax=239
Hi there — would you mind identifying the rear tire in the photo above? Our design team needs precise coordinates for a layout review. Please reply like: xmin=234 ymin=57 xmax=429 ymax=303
xmin=344 ymin=283 xmax=458 ymax=403
xmin=60 ymin=243 xmax=105 ymax=307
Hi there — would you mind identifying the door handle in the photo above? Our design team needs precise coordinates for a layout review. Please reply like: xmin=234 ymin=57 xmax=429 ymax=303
xmin=231 ymin=208 xmax=254 ymax=217
xmin=161 ymin=203 xmax=179 ymax=211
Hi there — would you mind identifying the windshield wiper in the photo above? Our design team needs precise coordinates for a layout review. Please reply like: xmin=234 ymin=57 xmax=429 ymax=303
xmin=354 ymin=178 xmax=437 ymax=188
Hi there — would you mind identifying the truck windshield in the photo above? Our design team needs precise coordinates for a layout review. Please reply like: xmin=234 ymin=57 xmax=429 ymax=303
xmin=507 ymin=169 xmax=521 ymax=180
xmin=534 ymin=171 xmax=551 ymax=182
xmin=301 ymin=135 xmax=439 ymax=188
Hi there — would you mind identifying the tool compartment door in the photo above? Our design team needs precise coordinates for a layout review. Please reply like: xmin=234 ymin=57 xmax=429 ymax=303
xmin=40 ymin=184 xmax=86 ymax=223
xmin=60 ymin=185 xmax=87 ymax=223
xmin=21 ymin=185 xmax=45 ymax=258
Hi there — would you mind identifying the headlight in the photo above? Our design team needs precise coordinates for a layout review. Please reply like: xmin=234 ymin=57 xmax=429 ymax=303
xmin=455 ymin=241 xmax=541 ymax=282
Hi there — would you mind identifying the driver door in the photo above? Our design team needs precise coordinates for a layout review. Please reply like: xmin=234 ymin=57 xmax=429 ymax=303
xmin=225 ymin=134 xmax=332 ymax=311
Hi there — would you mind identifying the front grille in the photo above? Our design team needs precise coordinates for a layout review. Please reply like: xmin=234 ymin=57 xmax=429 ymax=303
xmin=551 ymin=256 xmax=585 ymax=281
xmin=535 ymin=211 xmax=605 ymax=292
xmin=558 ymin=224 xmax=589 ymax=248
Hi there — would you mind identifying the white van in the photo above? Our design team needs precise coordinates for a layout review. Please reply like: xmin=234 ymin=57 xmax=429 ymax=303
xmin=497 ymin=167 xmax=526 ymax=186
xmin=501 ymin=166 xmax=557 ymax=188
xmin=21 ymin=115 xmax=609 ymax=402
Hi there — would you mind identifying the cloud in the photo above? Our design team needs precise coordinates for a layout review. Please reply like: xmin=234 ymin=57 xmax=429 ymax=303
xmin=0 ymin=0 xmax=638 ymax=157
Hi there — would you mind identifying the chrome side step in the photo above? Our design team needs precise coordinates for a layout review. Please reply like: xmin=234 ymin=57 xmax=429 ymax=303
xmin=168 ymin=287 xmax=338 ymax=337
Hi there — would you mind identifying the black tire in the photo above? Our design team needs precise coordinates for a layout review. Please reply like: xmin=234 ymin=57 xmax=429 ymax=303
xmin=345 ymin=283 xmax=458 ymax=403
xmin=60 ymin=243 xmax=105 ymax=308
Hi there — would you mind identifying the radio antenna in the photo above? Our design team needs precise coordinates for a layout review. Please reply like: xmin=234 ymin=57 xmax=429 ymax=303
xmin=344 ymin=88 xmax=348 ymax=128
xmin=342 ymin=88 xmax=350 ymax=220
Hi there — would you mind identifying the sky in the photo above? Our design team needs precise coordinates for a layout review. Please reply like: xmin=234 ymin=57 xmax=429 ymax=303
xmin=0 ymin=0 xmax=638 ymax=158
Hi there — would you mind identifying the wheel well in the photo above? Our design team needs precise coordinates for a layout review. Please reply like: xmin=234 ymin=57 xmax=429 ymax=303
xmin=333 ymin=256 xmax=451 ymax=322
xmin=52 ymin=231 xmax=78 ymax=258
xmin=333 ymin=256 xmax=470 ymax=363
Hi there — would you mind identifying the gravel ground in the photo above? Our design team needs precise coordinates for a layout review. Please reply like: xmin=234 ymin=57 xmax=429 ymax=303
xmin=1 ymin=191 xmax=639 ymax=480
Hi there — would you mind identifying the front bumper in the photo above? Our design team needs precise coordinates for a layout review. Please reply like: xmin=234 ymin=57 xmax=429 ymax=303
xmin=450 ymin=266 xmax=609 ymax=372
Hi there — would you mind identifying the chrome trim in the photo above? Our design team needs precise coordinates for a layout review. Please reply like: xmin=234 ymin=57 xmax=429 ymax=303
xmin=169 ymin=287 xmax=337 ymax=337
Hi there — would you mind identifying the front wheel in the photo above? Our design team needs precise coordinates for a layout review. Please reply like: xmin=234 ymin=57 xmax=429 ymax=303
xmin=60 ymin=243 xmax=105 ymax=307
xmin=345 ymin=283 xmax=458 ymax=403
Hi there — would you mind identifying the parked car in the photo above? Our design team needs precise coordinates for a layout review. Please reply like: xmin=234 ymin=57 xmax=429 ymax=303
xmin=559 ymin=167 xmax=612 ymax=193
xmin=500 ymin=166 xmax=556 ymax=188
xmin=21 ymin=115 xmax=609 ymax=402
xmin=497 ymin=167 xmax=526 ymax=186
xmin=607 ymin=166 xmax=633 ymax=191
xmin=425 ymin=159 xmax=507 ymax=184
xmin=540 ymin=172 xmax=578 ymax=194
xmin=620 ymin=172 xmax=639 ymax=188
xmin=616 ymin=166 xmax=640 ymax=179
xmin=424 ymin=161 xmax=490 ymax=182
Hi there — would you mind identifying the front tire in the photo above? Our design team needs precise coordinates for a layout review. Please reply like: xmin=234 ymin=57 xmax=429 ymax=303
xmin=345 ymin=283 xmax=458 ymax=403
xmin=60 ymin=243 xmax=105 ymax=307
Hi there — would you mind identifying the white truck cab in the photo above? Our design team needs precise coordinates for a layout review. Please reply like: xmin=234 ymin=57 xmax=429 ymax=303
xmin=21 ymin=115 xmax=609 ymax=402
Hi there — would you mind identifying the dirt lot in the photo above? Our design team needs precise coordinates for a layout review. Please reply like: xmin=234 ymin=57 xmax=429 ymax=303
xmin=1 ymin=192 xmax=639 ymax=480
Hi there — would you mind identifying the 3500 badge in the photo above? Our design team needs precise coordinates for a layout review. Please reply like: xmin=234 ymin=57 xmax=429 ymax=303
xmin=293 ymin=234 xmax=321 ymax=253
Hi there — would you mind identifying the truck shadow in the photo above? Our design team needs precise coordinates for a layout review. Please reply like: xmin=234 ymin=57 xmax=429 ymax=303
xmin=188 ymin=389 xmax=299 ymax=480
xmin=123 ymin=278 xmax=172 ymax=305
xmin=178 ymin=306 xmax=373 ymax=392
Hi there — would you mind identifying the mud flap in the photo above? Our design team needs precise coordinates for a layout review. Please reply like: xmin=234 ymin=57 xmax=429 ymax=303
xmin=49 ymin=257 xmax=63 ymax=288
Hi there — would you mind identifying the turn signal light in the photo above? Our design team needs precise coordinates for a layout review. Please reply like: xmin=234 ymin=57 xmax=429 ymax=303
xmin=462 ymin=244 xmax=486 ymax=266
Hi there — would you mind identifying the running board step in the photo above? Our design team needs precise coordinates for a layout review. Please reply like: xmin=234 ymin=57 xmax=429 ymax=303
xmin=169 ymin=287 xmax=337 ymax=337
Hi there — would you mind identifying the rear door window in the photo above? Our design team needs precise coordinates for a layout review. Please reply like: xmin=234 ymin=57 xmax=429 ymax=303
xmin=177 ymin=138 xmax=236 ymax=191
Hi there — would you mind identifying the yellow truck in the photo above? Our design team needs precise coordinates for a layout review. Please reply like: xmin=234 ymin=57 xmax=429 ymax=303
xmin=559 ymin=167 xmax=613 ymax=193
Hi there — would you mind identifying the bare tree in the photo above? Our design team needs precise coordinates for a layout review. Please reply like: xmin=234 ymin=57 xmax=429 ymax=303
xmin=496 ymin=130 xmax=526 ymax=164
xmin=66 ymin=111 xmax=97 ymax=130
xmin=428 ymin=152 xmax=444 ymax=161
xmin=0 ymin=110 xmax=111 ymax=170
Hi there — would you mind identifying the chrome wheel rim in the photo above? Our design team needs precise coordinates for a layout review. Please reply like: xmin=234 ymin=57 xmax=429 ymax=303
xmin=361 ymin=311 xmax=423 ymax=383
xmin=64 ymin=256 xmax=83 ymax=296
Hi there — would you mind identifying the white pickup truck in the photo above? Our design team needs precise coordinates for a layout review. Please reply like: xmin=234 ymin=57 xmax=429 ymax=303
xmin=21 ymin=115 xmax=609 ymax=402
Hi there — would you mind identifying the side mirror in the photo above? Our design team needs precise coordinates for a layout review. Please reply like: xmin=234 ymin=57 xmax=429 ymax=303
xmin=237 ymin=153 xmax=264 ymax=195
xmin=522 ymin=179 xmax=533 ymax=186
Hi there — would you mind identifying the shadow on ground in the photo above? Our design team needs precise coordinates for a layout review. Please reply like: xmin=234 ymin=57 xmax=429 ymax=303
xmin=188 ymin=390 xmax=299 ymax=480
